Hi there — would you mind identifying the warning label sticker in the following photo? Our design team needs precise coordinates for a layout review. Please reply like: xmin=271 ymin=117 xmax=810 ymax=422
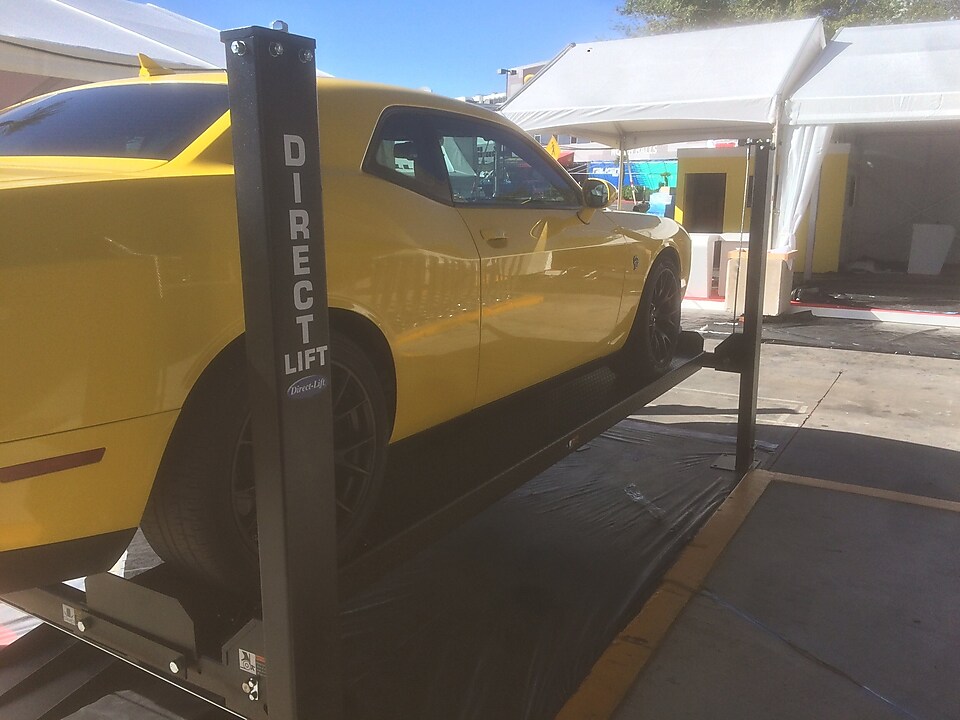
xmin=239 ymin=648 xmax=268 ymax=677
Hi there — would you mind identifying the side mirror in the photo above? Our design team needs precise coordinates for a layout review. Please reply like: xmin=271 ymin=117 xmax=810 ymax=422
xmin=582 ymin=177 xmax=618 ymax=209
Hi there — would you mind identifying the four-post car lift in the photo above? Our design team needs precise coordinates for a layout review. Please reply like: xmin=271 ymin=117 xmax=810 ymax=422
xmin=0 ymin=25 xmax=773 ymax=720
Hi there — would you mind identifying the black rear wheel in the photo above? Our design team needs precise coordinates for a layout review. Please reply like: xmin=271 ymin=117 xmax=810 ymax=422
xmin=142 ymin=332 xmax=389 ymax=594
xmin=229 ymin=343 xmax=384 ymax=557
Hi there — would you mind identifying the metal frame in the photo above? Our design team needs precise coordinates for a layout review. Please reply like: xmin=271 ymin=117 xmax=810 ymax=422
xmin=0 ymin=25 xmax=773 ymax=718
xmin=736 ymin=141 xmax=772 ymax=474
xmin=219 ymin=25 xmax=342 ymax=720
xmin=704 ymin=140 xmax=774 ymax=474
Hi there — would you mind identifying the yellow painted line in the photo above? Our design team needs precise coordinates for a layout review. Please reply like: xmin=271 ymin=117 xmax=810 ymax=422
xmin=556 ymin=469 xmax=775 ymax=720
xmin=770 ymin=471 xmax=960 ymax=514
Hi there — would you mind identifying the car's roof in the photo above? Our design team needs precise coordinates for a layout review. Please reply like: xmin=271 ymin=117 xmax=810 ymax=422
xmin=2 ymin=72 xmax=520 ymax=174
xmin=44 ymin=71 xmax=503 ymax=124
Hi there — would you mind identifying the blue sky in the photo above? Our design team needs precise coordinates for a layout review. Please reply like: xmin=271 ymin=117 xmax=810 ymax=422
xmin=159 ymin=0 xmax=627 ymax=97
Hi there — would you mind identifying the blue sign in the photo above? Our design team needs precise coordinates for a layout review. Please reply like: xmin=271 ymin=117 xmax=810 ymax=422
xmin=587 ymin=160 xmax=677 ymax=216
xmin=587 ymin=160 xmax=677 ymax=191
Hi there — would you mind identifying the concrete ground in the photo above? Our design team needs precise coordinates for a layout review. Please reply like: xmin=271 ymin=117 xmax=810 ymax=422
xmin=582 ymin=318 xmax=960 ymax=719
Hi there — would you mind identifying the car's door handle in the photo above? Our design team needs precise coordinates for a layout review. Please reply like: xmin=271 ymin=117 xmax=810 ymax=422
xmin=480 ymin=228 xmax=508 ymax=247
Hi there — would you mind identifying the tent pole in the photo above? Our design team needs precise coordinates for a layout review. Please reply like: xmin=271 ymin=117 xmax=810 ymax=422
xmin=803 ymin=169 xmax=821 ymax=280
xmin=617 ymin=135 xmax=624 ymax=210
xmin=768 ymin=100 xmax=782 ymax=250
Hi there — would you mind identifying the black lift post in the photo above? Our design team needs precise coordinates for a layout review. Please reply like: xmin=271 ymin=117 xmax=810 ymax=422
xmin=220 ymin=25 xmax=343 ymax=720
xmin=707 ymin=139 xmax=773 ymax=475
xmin=736 ymin=140 xmax=772 ymax=475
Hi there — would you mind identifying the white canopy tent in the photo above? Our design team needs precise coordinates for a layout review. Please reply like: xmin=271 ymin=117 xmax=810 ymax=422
xmin=0 ymin=0 xmax=228 ymax=78
xmin=777 ymin=20 xmax=960 ymax=264
xmin=500 ymin=18 xmax=825 ymax=149
xmin=786 ymin=20 xmax=960 ymax=127
xmin=501 ymin=19 xmax=826 ymax=306
xmin=0 ymin=0 xmax=225 ymax=107
xmin=0 ymin=0 xmax=331 ymax=109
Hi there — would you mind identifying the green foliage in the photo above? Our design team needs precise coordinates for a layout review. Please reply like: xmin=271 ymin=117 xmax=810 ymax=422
xmin=617 ymin=0 xmax=960 ymax=37
xmin=620 ymin=184 xmax=652 ymax=200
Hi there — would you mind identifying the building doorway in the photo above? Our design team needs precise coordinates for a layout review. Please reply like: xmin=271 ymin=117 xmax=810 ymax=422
xmin=683 ymin=172 xmax=727 ymax=232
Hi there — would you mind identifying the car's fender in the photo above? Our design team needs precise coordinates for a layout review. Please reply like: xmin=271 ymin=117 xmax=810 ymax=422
xmin=602 ymin=210 xmax=691 ymax=335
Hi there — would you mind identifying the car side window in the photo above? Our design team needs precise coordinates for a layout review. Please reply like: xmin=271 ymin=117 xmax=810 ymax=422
xmin=364 ymin=110 xmax=451 ymax=203
xmin=435 ymin=117 xmax=581 ymax=208
xmin=0 ymin=84 xmax=228 ymax=160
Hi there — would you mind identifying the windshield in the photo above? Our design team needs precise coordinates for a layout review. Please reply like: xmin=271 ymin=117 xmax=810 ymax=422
xmin=0 ymin=83 xmax=228 ymax=160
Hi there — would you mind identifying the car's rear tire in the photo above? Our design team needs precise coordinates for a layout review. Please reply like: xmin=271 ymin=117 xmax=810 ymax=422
xmin=141 ymin=332 xmax=389 ymax=594
xmin=615 ymin=253 xmax=682 ymax=379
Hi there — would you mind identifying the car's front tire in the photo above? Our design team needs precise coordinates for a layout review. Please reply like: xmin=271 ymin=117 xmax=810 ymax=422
xmin=141 ymin=332 xmax=389 ymax=594
xmin=615 ymin=253 xmax=683 ymax=378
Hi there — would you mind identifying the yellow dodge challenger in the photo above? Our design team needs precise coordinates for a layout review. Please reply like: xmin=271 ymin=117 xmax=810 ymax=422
xmin=0 ymin=73 xmax=690 ymax=593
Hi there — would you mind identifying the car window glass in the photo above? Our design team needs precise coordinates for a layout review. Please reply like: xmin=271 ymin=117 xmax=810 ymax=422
xmin=0 ymin=84 xmax=228 ymax=160
xmin=435 ymin=118 xmax=580 ymax=207
xmin=365 ymin=111 xmax=451 ymax=203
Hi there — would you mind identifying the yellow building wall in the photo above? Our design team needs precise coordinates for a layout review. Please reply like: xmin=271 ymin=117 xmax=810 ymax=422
xmin=675 ymin=150 xmax=754 ymax=233
xmin=793 ymin=148 xmax=849 ymax=274
xmin=676 ymin=146 xmax=849 ymax=274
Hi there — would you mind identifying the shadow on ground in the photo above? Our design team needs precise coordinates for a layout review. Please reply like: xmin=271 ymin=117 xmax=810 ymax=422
xmin=664 ymin=419 xmax=960 ymax=503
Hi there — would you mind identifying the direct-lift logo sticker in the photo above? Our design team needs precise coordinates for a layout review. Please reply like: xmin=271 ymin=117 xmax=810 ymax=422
xmin=287 ymin=373 xmax=328 ymax=399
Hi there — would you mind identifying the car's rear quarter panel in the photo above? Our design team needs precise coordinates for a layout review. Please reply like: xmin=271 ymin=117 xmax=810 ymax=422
xmin=1 ymin=175 xmax=243 ymax=444
xmin=0 ymin=413 xmax=179 ymax=548
xmin=1 ymin=173 xmax=243 ymax=552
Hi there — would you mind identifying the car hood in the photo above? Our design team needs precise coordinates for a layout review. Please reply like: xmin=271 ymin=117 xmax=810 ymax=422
xmin=0 ymin=157 xmax=167 ymax=189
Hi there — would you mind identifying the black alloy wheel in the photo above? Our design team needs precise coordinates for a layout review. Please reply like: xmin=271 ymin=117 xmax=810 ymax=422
xmin=611 ymin=253 xmax=682 ymax=379
xmin=229 ymin=351 xmax=384 ymax=560
xmin=141 ymin=331 xmax=389 ymax=595
xmin=645 ymin=262 xmax=682 ymax=371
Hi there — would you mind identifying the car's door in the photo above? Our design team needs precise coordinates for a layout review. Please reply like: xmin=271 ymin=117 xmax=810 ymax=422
xmin=433 ymin=114 xmax=628 ymax=407
xmin=349 ymin=108 xmax=483 ymax=437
